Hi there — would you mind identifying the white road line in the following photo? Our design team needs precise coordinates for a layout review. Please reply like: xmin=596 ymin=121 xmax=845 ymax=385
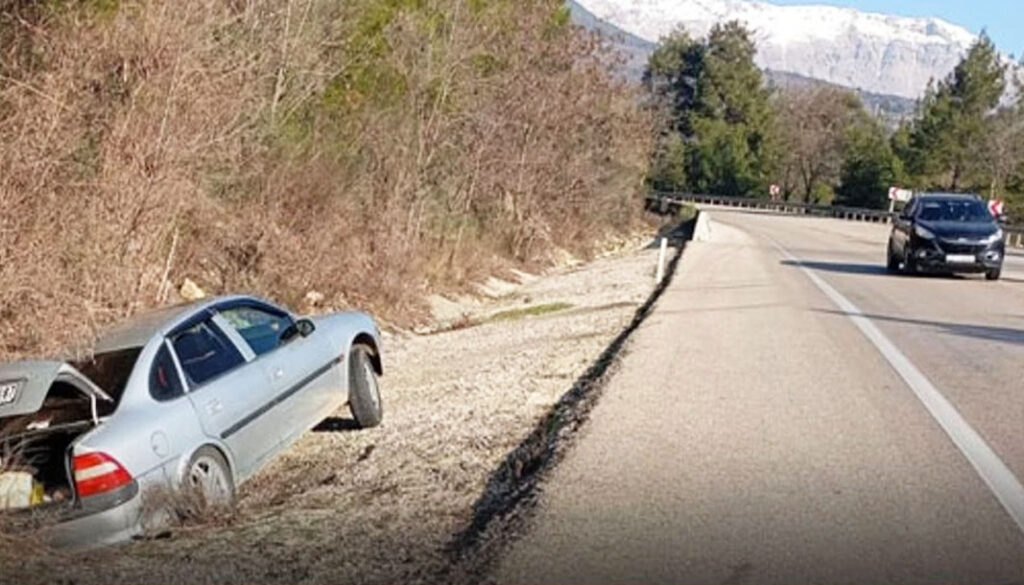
xmin=773 ymin=240 xmax=1024 ymax=535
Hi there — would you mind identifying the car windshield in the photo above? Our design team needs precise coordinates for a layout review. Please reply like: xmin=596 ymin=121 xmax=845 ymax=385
xmin=917 ymin=199 xmax=992 ymax=223
xmin=73 ymin=347 xmax=143 ymax=402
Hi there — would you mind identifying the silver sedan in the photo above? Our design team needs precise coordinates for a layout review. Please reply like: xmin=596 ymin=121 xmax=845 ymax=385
xmin=0 ymin=295 xmax=383 ymax=547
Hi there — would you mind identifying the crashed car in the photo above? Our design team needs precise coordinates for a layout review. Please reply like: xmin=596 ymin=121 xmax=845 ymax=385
xmin=0 ymin=295 xmax=383 ymax=547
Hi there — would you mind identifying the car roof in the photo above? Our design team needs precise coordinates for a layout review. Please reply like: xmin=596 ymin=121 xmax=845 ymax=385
xmin=93 ymin=295 xmax=273 ymax=353
xmin=916 ymin=192 xmax=982 ymax=202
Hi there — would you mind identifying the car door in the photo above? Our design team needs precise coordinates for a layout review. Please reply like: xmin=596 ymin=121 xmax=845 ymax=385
xmin=216 ymin=302 xmax=343 ymax=446
xmin=170 ymin=315 xmax=279 ymax=479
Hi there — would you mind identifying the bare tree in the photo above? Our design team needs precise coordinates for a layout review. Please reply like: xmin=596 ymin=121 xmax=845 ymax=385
xmin=774 ymin=86 xmax=863 ymax=203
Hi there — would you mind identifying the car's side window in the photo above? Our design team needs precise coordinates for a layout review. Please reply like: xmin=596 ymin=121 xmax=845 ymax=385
xmin=149 ymin=344 xmax=185 ymax=401
xmin=170 ymin=320 xmax=246 ymax=387
xmin=218 ymin=305 xmax=295 ymax=357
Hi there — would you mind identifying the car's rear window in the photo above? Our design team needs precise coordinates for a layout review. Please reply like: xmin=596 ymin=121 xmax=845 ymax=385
xmin=73 ymin=347 xmax=142 ymax=402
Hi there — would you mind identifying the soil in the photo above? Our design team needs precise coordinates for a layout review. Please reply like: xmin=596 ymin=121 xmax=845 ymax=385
xmin=0 ymin=232 xmax=666 ymax=585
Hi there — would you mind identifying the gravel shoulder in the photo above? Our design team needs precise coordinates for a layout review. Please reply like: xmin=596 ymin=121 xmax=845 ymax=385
xmin=1 ymin=233 xmax=665 ymax=584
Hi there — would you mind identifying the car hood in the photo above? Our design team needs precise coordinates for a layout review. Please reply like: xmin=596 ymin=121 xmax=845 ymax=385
xmin=0 ymin=361 xmax=111 ymax=419
xmin=918 ymin=220 xmax=999 ymax=240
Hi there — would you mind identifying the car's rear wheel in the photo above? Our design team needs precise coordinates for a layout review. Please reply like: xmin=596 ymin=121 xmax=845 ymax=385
xmin=349 ymin=344 xmax=382 ymax=428
xmin=986 ymin=267 xmax=1002 ymax=281
xmin=186 ymin=447 xmax=235 ymax=511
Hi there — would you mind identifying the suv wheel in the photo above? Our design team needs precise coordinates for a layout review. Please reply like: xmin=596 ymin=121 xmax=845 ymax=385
xmin=886 ymin=243 xmax=900 ymax=273
xmin=985 ymin=268 xmax=1001 ymax=281
xmin=902 ymin=251 xmax=917 ymax=275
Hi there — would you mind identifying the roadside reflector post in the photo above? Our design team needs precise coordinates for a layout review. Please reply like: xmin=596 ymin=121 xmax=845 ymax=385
xmin=656 ymin=237 xmax=668 ymax=284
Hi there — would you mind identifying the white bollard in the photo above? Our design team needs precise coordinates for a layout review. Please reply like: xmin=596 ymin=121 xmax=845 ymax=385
xmin=655 ymin=237 xmax=668 ymax=284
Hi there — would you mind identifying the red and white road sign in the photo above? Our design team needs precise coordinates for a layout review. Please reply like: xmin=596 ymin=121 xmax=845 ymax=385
xmin=769 ymin=184 xmax=781 ymax=197
xmin=888 ymin=187 xmax=913 ymax=202
xmin=988 ymin=199 xmax=1005 ymax=217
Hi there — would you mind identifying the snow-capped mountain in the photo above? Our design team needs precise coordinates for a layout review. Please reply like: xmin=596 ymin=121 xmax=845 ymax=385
xmin=573 ymin=0 xmax=981 ymax=99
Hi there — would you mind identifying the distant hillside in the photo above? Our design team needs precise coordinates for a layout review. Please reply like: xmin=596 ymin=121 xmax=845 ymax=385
xmin=764 ymin=70 xmax=917 ymax=124
xmin=568 ymin=0 xmax=652 ymax=81
xmin=573 ymin=0 xmax=979 ymax=99
xmin=567 ymin=0 xmax=917 ymax=123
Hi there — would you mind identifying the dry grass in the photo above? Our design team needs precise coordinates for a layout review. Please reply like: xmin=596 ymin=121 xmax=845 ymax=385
xmin=0 ymin=239 xmax=662 ymax=585
xmin=0 ymin=0 xmax=654 ymax=361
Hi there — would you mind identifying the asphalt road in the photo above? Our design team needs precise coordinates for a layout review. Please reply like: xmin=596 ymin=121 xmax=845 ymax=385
xmin=495 ymin=209 xmax=1024 ymax=584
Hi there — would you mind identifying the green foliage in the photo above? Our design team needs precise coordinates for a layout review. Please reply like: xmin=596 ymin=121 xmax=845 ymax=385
xmin=836 ymin=116 xmax=903 ymax=209
xmin=550 ymin=4 xmax=571 ymax=28
xmin=902 ymin=35 xmax=1006 ymax=190
xmin=647 ymin=133 xmax=687 ymax=192
xmin=643 ymin=24 xmax=1024 ymax=221
xmin=487 ymin=302 xmax=574 ymax=323
xmin=644 ymin=21 xmax=776 ymax=196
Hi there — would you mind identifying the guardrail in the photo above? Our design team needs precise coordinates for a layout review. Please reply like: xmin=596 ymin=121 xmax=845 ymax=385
xmin=645 ymin=192 xmax=1024 ymax=248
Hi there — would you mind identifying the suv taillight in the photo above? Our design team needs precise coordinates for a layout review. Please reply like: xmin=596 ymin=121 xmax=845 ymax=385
xmin=72 ymin=452 xmax=132 ymax=498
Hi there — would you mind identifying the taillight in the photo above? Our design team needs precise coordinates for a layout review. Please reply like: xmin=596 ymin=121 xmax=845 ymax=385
xmin=72 ymin=452 xmax=133 ymax=498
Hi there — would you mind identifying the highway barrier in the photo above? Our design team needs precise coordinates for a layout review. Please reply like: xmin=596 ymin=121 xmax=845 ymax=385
xmin=646 ymin=192 xmax=1024 ymax=249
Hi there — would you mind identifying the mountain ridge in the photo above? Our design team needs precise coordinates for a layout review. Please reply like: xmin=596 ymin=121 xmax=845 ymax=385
xmin=567 ymin=0 xmax=916 ymax=122
xmin=573 ymin=0 xmax=983 ymax=100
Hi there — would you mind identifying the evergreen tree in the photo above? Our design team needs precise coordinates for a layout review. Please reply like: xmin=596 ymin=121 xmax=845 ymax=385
xmin=904 ymin=34 xmax=1006 ymax=190
xmin=644 ymin=21 xmax=776 ymax=196
xmin=836 ymin=115 xmax=903 ymax=208
xmin=645 ymin=30 xmax=702 ymax=192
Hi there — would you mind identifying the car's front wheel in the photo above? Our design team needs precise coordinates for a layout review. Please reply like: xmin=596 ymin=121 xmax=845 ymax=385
xmin=986 ymin=267 xmax=1002 ymax=281
xmin=886 ymin=241 xmax=900 ymax=273
xmin=902 ymin=250 xmax=917 ymax=275
xmin=348 ymin=344 xmax=383 ymax=428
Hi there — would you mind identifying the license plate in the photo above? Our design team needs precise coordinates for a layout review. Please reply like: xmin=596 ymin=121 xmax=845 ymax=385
xmin=0 ymin=381 xmax=19 ymax=405
xmin=945 ymin=254 xmax=976 ymax=264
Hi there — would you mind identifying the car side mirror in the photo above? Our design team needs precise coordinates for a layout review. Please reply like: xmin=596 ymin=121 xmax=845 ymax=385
xmin=280 ymin=319 xmax=316 ymax=343
xmin=296 ymin=319 xmax=316 ymax=337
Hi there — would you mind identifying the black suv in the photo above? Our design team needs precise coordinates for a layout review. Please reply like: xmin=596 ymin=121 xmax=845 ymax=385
xmin=887 ymin=193 xmax=1005 ymax=281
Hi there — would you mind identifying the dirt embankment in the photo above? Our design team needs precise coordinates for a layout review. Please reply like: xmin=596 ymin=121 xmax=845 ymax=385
xmin=0 ymin=230 xmax=678 ymax=584
xmin=0 ymin=0 xmax=652 ymax=361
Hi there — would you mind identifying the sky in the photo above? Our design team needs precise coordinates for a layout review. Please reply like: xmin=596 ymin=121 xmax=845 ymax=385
xmin=771 ymin=0 xmax=1021 ymax=57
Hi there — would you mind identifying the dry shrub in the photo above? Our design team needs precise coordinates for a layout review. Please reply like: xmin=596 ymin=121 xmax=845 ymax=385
xmin=135 ymin=482 xmax=237 ymax=536
xmin=0 ymin=0 xmax=653 ymax=360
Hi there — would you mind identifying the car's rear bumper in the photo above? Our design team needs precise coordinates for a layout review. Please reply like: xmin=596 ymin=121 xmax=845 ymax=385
xmin=46 ymin=482 xmax=143 ymax=549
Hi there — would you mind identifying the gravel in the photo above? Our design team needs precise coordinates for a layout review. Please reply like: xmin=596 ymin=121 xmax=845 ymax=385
xmin=0 ymin=236 xmax=663 ymax=585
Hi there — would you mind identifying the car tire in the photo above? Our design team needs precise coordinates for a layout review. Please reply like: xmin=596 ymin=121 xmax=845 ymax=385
xmin=348 ymin=344 xmax=383 ymax=428
xmin=902 ymin=251 xmax=917 ymax=276
xmin=886 ymin=243 xmax=900 ymax=273
xmin=185 ymin=446 xmax=235 ymax=511
xmin=986 ymin=268 xmax=1002 ymax=281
